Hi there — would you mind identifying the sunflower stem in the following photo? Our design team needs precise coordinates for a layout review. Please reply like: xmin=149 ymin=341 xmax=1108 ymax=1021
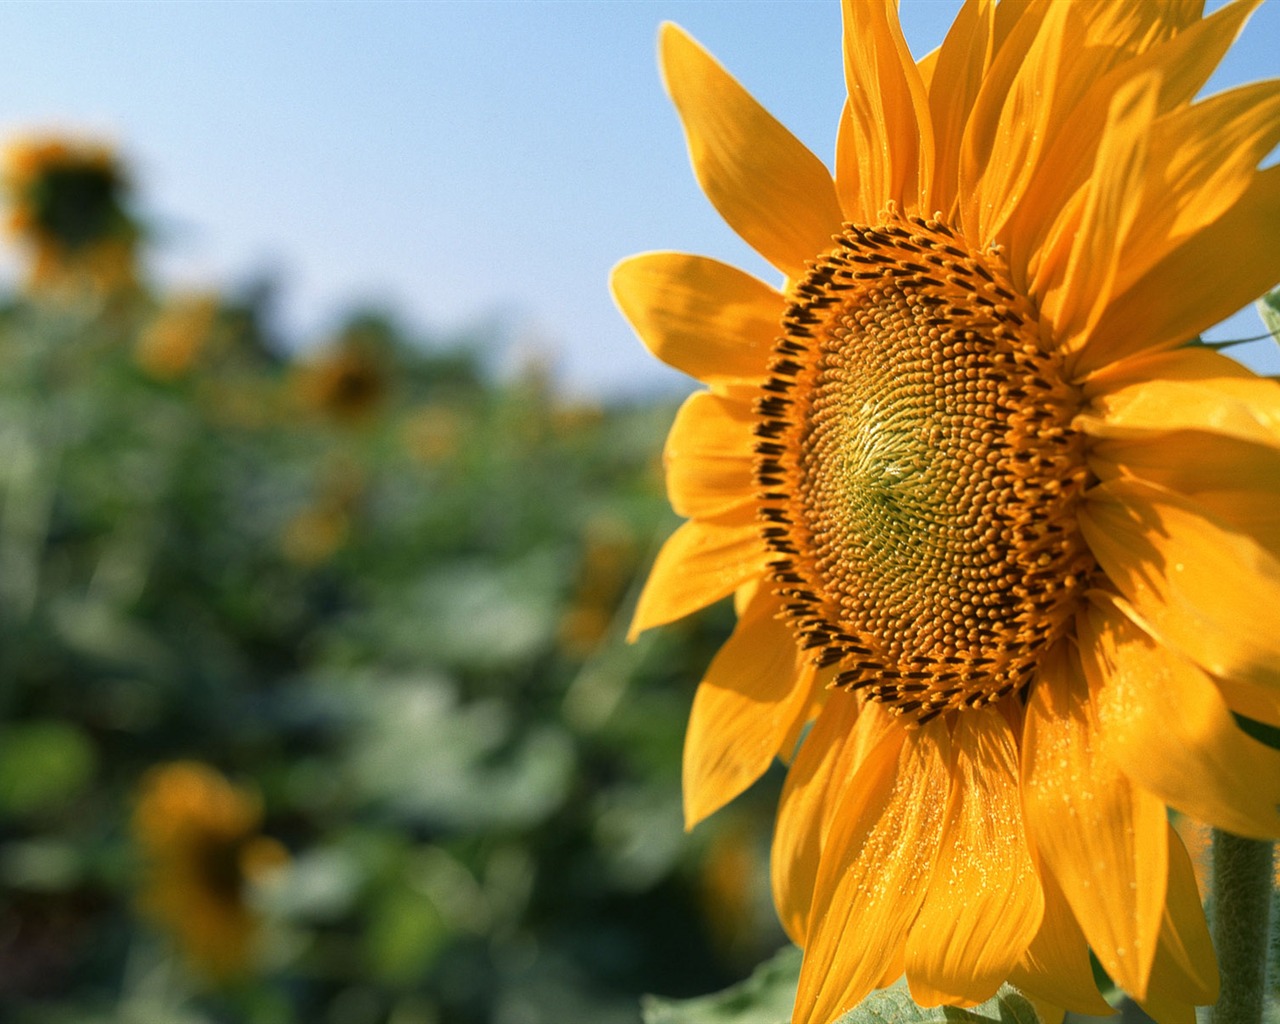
xmin=1209 ymin=829 xmax=1275 ymax=1024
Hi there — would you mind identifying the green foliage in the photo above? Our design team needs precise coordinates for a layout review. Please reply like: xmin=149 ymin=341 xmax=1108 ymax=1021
xmin=0 ymin=719 xmax=95 ymax=815
xmin=643 ymin=947 xmax=1044 ymax=1024
xmin=833 ymin=985 xmax=1041 ymax=1024
xmin=1257 ymin=288 xmax=1280 ymax=343
xmin=0 ymin=176 xmax=780 ymax=1023
xmin=642 ymin=946 xmax=803 ymax=1024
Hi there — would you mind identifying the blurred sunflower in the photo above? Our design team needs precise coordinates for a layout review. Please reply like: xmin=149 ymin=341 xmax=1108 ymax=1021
xmin=281 ymin=457 xmax=367 ymax=566
xmin=4 ymin=137 xmax=139 ymax=296
xmin=133 ymin=761 xmax=286 ymax=981
xmin=291 ymin=327 xmax=391 ymax=425
xmin=135 ymin=292 xmax=221 ymax=380
xmin=401 ymin=403 xmax=464 ymax=465
xmin=613 ymin=4 xmax=1280 ymax=1023
xmin=558 ymin=520 xmax=640 ymax=658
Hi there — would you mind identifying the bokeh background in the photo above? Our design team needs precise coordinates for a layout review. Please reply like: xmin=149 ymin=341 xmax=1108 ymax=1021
xmin=0 ymin=4 xmax=1276 ymax=1024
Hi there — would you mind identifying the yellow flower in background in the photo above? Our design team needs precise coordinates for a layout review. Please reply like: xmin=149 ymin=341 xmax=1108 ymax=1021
xmin=613 ymin=4 xmax=1280 ymax=1023
xmin=133 ymin=761 xmax=286 ymax=981
xmin=401 ymin=403 xmax=464 ymax=465
xmin=4 ymin=136 xmax=139 ymax=296
xmin=281 ymin=457 xmax=367 ymax=566
xmin=696 ymin=817 xmax=773 ymax=969
xmin=291 ymin=328 xmax=391 ymax=426
xmin=135 ymin=293 xmax=221 ymax=380
xmin=557 ymin=519 xmax=639 ymax=658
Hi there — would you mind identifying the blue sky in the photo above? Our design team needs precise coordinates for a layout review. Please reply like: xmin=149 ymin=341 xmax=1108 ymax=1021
xmin=1 ymin=1 xmax=1276 ymax=396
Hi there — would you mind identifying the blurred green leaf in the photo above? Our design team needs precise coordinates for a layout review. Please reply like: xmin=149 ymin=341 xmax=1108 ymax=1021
xmin=0 ymin=719 xmax=95 ymax=815
xmin=641 ymin=945 xmax=801 ymax=1024
xmin=366 ymin=881 xmax=447 ymax=984
xmin=347 ymin=675 xmax=575 ymax=831
xmin=261 ymin=846 xmax=365 ymax=922
xmin=594 ymin=783 xmax=685 ymax=892
xmin=0 ymin=838 xmax=82 ymax=889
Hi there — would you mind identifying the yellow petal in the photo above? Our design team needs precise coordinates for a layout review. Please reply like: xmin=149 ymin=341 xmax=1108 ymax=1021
xmin=990 ymin=0 xmax=1044 ymax=55
xmin=1081 ymin=451 xmax=1280 ymax=730
xmin=904 ymin=708 xmax=1043 ymax=1007
xmin=610 ymin=252 xmax=782 ymax=386
xmin=683 ymin=591 xmax=811 ymax=829
xmin=1135 ymin=825 xmax=1220 ymax=1024
xmin=1085 ymin=420 xmax=1280 ymax=563
xmin=1087 ymin=431 xmax=1280 ymax=495
xmin=916 ymin=47 xmax=939 ymax=91
xmin=1081 ymin=602 xmax=1280 ymax=839
xmin=1023 ymin=998 xmax=1064 ymax=1024
xmin=628 ymin=519 xmax=761 ymax=640
xmin=664 ymin=390 xmax=756 ymax=520
xmin=776 ymin=661 xmax=828 ymax=764
xmin=1041 ymin=72 xmax=1159 ymax=357
xmin=659 ymin=23 xmax=842 ymax=280
xmin=925 ymin=0 xmax=994 ymax=220
xmin=836 ymin=0 xmax=934 ymax=219
xmin=1214 ymin=674 xmax=1280 ymax=731
xmin=793 ymin=722 xmax=950 ymax=1024
xmin=1118 ymin=79 xmax=1280 ymax=292
xmin=770 ymin=693 xmax=892 ymax=944
xmin=1077 ymin=373 xmax=1280 ymax=447
xmin=1079 ymin=477 xmax=1280 ymax=691
xmin=1079 ymin=164 xmax=1280 ymax=374
xmin=1021 ymin=642 xmax=1167 ymax=1000
xmin=1082 ymin=343 xmax=1256 ymax=397
xmin=1012 ymin=0 xmax=1260 ymax=279
xmin=959 ymin=2 xmax=1078 ymax=247
xmin=1008 ymin=855 xmax=1113 ymax=1016
xmin=960 ymin=0 xmax=1177 ymax=248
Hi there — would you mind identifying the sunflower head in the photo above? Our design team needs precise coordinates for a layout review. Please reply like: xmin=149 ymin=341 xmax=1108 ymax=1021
xmin=4 ymin=136 xmax=140 ymax=296
xmin=615 ymin=4 xmax=1280 ymax=1022
xmin=135 ymin=293 xmax=222 ymax=381
xmin=132 ymin=761 xmax=286 ymax=981
xmin=760 ymin=211 xmax=1094 ymax=722
xmin=291 ymin=326 xmax=392 ymax=425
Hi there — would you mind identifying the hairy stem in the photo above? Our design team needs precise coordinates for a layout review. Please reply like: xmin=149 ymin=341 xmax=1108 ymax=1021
xmin=1210 ymin=829 xmax=1275 ymax=1024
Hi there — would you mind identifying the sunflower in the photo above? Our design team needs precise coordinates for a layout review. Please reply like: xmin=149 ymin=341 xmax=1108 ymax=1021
xmin=133 ymin=762 xmax=286 ymax=981
xmin=4 ymin=136 xmax=139 ymax=296
xmin=612 ymin=4 xmax=1280 ymax=1023
xmin=291 ymin=329 xmax=391 ymax=426
xmin=135 ymin=292 xmax=221 ymax=380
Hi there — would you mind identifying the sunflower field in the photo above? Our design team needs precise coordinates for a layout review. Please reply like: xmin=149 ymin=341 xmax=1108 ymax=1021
xmin=6 ymin=1 xmax=1280 ymax=1021
xmin=0 ymin=139 xmax=789 ymax=1024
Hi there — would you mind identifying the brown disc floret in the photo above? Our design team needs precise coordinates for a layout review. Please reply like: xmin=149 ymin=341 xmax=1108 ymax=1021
xmin=756 ymin=212 xmax=1094 ymax=724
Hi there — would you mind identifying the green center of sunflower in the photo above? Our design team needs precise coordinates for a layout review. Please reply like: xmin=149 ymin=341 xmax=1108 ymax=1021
xmin=757 ymin=213 xmax=1093 ymax=723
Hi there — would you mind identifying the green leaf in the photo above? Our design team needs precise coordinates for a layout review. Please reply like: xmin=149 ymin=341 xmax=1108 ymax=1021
xmin=0 ymin=720 xmax=96 ymax=815
xmin=641 ymin=945 xmax=802 ymax=1024
xmin=642 ymin=952 xmax=1043 ymax=1024
xmin=834 ymin=984 xmax=1041 ymax=1024
xmin=1257 ymin=288 xmax=1280 ymax=344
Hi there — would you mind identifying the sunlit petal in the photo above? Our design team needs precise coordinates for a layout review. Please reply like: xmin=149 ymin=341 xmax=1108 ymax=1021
xmin=794 ymin=723 xmax=951 ymax=1024
xmin=683 ymin=591 xmax=814 ymax=828
xmin=1081 ymin=602 xmax=1280 ymax=839
xmin=660 ymin=23 xmax=842 ymax=279
xmin=611 ymin=252 xmax=782 ymax=385
xmin=1022 ymin=643 xmax=1167 ymax=1000
xmin=628 ymin=520 xmax=762 ymax=640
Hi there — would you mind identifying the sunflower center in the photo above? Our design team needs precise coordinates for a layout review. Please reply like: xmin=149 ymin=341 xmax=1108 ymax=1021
xmin=756 ymin=213 xmax=1093 ymax=723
